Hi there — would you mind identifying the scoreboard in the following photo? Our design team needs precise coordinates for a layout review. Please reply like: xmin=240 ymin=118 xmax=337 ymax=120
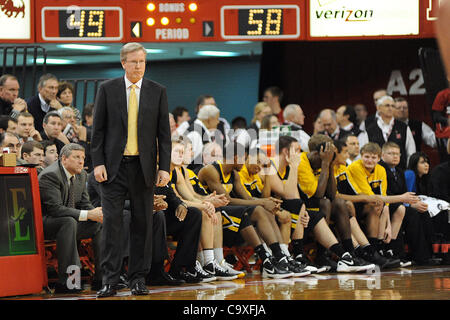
xmin=0 ymin=0 xmax=440 ymax=43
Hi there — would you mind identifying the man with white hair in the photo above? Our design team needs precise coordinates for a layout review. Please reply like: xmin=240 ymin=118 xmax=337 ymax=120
xmin=282 ymin=104 xmax=310 ymax=151
xmin=318 ymin=109 xmax=350 ymax=141
xmin=58 ymin=106 xmax=87 ymax=144
xmin=360 ymin=88 xmax=387 ymax=131
xmin=186 ymin=104 xmax=226 ymax=171
xmin=359 ymin=95 xmax=416 ymax=168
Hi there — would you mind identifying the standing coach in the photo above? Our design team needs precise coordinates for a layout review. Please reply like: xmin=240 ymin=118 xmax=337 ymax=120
xmin=91 ymin=42 xmax=171 ymax=297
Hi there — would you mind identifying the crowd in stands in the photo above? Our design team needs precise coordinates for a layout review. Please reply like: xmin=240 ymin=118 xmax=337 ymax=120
xmin=1 ymin=72 xmax=449 ymax=294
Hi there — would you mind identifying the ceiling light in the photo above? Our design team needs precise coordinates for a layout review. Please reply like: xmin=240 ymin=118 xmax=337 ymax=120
xmin=34 ymin=58 xmax=75 ymax=65
xmin=225 ymin=41 xmax=253 ymax=45
xmin=57 ymin=44 xmax=108 ymax=50
xmin=146 ymin=49 xmax=166 ymax=54
xmin=195 ymin=51 xmax=240 ymax=57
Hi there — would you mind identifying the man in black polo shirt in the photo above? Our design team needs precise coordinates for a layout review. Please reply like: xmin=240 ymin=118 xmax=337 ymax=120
xmin=359 ymin=95 xmax=416 ymax=169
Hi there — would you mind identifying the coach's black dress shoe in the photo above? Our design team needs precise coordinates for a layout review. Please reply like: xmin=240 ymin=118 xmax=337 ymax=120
xmin=97 ymin=284 xmax=117 ymax=298
xmin=53 ymin=282 xmax=83 ymax=294
xmin=131 ymin=280 xmax=149 ymax=296
xmin=147 ymin=271 xmax=186 ymax=286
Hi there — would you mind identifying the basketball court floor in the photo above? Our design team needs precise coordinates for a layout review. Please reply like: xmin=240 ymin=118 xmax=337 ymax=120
xmin=3 ymin=265 xmax=449 ymax=301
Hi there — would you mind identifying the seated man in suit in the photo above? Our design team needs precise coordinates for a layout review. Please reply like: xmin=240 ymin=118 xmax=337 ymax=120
xmin=38 ymin=143 xmax=103 ymax=293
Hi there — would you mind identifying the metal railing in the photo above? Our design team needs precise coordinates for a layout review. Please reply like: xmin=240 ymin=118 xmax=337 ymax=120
xmin=0 ymin=46 xmax=47 ymax=98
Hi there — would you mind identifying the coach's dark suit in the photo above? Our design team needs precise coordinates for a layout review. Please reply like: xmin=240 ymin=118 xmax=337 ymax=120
xmin=91 ymin=76 xmax=171 ymax=288
xmin=38 ymin=161 xmax=102 ymax=286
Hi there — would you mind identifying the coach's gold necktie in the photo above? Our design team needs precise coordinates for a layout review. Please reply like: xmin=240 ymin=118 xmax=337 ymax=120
xmin=124 ymin=84 xmax=139 ymax=155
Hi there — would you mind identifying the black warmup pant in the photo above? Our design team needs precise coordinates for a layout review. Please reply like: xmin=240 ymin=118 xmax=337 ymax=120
xmin=100 ymin=157 xmax=154 ymax=287
xmin=43 ymin=216 xmax=102 ymax=285
xmin=165 ymin=206 xmax=202 ymax=272
xmin=402 ymin=207 xmax=433 ymax=263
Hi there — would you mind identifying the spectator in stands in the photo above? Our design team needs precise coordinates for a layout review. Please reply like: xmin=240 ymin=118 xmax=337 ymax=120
xmin=169 ymin=113 xmax=177 ymax=134
xmin=58 ymin=107 xmax=87 ymax=144
xmin=231 ymin=116 xmax=253 ymax=149
xmin=248 ymin=101 xmax=272 ymax=137
xmin=20 ymin=140 xmax=45 ymax=173
xmin=263 ymin=86 xmax=284 ymax=124
xmin=0 ymin=116 xmax=17 ymax=134
xmin=359 ymin=95 xmax=416 ymax=169
xmin=176 ymin=94 xmax=230 ymax=139
xmin=172 ymin=106 xmax=191 ymax=127
xmin=26 ymin=73 xmax=63 ymax=133
xmin=318 ymin=109 xmax=349 ymax=140
xmin=336 ymin=105 xmax=362 ymax=137
xmin=0 ymin=74 xmax=27 ymax=118
xmin=41 ymin=140 xmax=58 ymax=168
xmin=393 ymin=97 xmax=436 ymax=151
xmin=59 ymin=107 xmax=92 ymax=171
xmin=260 ymin=113 xmax=279 ymax=131
xmin=16 ymin=112 xmax=42 ymax=143
xmin=81 ymin=103 xmax=94 ymax=172
xmin=345 ymin=134 xmax=360 ymax=165
xmin=430 ymin=87 xmax=450 ymax=162
xmin=360 ymin=89 xmax=387 ymax=131
xmin=186 ymin=104 xmax=226 ymax=171
xmin=282 ymin=104 xmax=310 ymax=151
xmin=57 ymin=81 xmax=80 ymax=123
xmin=354 ymin=103 xmax=368 ymax=127
xmin=40 ymin=111 xmax=68 ymax=153
xmin=431 ymin=87 xmax=450 ymax=130
xmin=0 ymin=115 xmax=12 ymax=134
xmin=0 ymin=132 xmax=21 ymax=157
xmin=81 ymin=102 xmax=94 ymax=129
xmin=312 ymin=114 xmax=324 ymax=135
xmin=38 ymin=143 xmax=103 ymax=293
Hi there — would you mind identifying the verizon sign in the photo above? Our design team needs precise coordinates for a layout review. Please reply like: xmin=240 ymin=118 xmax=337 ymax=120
xmin=0 ymin=0 xmax=30 ymax=39
xmin=310 ymin=0 xmax=419 ymax=37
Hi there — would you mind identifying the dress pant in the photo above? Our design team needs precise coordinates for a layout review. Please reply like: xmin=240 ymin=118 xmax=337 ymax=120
xmin=147 ymin=210 xmax=170 ymax=280
xmin=43 ymin=216 xmax=102 ymax=285
xmin=100 ymin=157 xmax=154 ymax=287
xmin=165 ymin=206 xmax=202 ymax=272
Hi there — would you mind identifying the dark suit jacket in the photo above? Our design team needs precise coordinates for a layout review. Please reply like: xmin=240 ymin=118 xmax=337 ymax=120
xmin=26 ymin=95 xmax=56 ymax=133
xmin=38 ymin=160 xmax=94 ymax=220
xmin=379 ymin=160 xmax=407 ymax=195
xmin=91 ymin=77 xmax=171 ymax=187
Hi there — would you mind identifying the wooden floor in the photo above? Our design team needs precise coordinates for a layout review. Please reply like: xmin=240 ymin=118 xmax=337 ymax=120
xmin=3 ymin=265 xmax=450 ymax=301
